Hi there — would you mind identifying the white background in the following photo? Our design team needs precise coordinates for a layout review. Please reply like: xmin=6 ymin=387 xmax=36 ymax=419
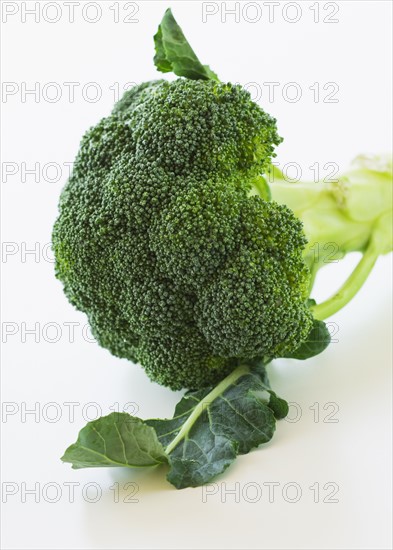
xmin=1 ymin=1 xmax=392 ymax=549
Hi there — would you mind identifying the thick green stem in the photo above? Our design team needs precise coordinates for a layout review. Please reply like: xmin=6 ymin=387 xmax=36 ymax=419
xmin=269 ymin=177 xmax=374 ymax=258
xmin=268 ymin=162 xmax=392 ymax=318
xmin=311 ymin=239 xmax=381 ymax=320
xmin=165 ymin=364 xmax=250 ymax=454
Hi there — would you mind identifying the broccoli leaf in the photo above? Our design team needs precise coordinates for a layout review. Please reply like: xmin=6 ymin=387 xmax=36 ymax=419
xmin=61 ymin=413 xmax=167 ymax=468
xmin=154 ymin=8 xmax=219 ymax=81
xmin=61 ymin=364 xmax=288 ymax=489
xmin=148 ymin=363 xmax=285 ymax=488
xmin=282 ymin=319 xmax=331 ymax=360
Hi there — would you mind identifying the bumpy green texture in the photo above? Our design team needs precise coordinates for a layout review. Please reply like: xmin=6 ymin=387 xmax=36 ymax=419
xmin=53 ymin=79 xmax=313 ymax=390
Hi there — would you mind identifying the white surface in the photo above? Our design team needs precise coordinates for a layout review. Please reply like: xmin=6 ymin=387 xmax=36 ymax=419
xmin=1 ymin=1 xmax=392 ymax=549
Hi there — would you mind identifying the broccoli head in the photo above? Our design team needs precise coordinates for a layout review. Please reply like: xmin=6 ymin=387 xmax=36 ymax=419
xmin=52 ymin=78 xmax=314 ymax=390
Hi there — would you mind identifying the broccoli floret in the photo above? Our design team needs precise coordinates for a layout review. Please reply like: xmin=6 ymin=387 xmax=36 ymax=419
xmin=52 ymin=78 xmax=314 ymax=390
xmin=53 ymin=7 xmax=392 ymax=391
xmin=112 ymin=80 xmax=165 ymax=115
xmin=195 ymin=199 xmax=312 ymax=359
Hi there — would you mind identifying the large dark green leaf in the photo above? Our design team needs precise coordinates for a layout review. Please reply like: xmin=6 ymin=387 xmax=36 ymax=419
xmin=147 ymin=363 xmax=287 ymax=488
xmin=154 ymin=8 xmax=218 ymax=81
xmin=61 ymin=364 xmax=288 ymax=489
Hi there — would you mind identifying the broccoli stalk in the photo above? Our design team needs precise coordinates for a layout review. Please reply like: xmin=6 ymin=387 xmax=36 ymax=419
xmin=267 ymin=154 xmax=392 ymax=320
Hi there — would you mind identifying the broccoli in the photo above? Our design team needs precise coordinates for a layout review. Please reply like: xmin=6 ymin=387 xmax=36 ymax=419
xmin=53 ymin=76 xmax=316 ymax=390
xmin=57 ymin=9 xmax=392 ymax=489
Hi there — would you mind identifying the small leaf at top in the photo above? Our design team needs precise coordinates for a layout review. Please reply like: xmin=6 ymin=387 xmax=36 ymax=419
xmin=154 ymin=8 xmax=219 ymax=81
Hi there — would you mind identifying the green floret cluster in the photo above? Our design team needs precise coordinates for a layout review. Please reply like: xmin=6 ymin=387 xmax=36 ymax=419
xmin=52 ymin=78 xmax=313 ymax=390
